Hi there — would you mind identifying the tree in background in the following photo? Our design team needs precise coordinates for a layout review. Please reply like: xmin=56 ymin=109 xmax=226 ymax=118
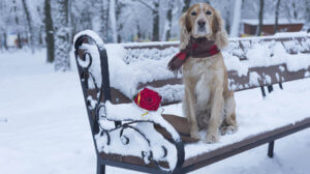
xmin=274 ymin=0 xmax=281 ymax=33
xmin=54 ymin=0 xmax=71 ymax=71
xmin=109 ymin=0 xmax=117 ymax=43
xmin=162 ymin=0 xmax=175 ymax=41
xmin=231 ymin=0 xmax=243 ymax=37
xmin=44 ymin=0 xmax=54 ymax=63
xmin=0 ymin=1 xmax=7 ymax=50
xmin=102 ymin=0 xmax=110 ymax=42
xmin=12 ymin=0 xmax=22 ymax=48
xmin=256 ymin=0 xmax=264 ymax=36
xmin=1 ymin=0 xmax=310 ymax=61
xmin=115 ymin=0 xmax=126 ymax=43
xmin=306 ymin=0 xmax=310 ymax=29
xmin=134 ymin=0 xmax=160 ymax=41
xmin=182 ymin=0 xmax=191 ymax=13
xmin=21 ymin=0 xmax=34 ymax=53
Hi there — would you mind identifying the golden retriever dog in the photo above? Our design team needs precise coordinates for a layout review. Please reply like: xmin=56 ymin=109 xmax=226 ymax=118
xmin=169 ymin=3 xmax=237 ymax=143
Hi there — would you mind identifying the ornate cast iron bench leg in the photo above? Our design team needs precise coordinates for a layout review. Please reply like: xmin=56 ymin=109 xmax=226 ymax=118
xmin=97 ymin=157 xmax=105 ymax=174
xmin=268 ymin=141 xmax=275 ymax=158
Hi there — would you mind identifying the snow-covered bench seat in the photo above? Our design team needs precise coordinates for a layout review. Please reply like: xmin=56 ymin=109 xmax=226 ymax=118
xmin=73 ymin=30 xmax=310 ymax=174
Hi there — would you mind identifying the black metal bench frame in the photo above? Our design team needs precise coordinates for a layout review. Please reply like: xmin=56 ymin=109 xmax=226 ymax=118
xmin=74 ymin=33 xmax=310 ymax=174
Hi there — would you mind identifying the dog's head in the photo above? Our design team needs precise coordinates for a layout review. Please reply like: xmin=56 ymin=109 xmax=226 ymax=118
xmin=180 ymin=3 xmax=228 ymax=49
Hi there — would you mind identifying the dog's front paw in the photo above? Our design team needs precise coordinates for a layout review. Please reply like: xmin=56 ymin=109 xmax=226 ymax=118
xmin=220 ymin=125 xmax=238 ymax=135
xmin=190 ymin=131 xmax=201 ymax=140
xmin=205 ymin=133 xmax=219 ymax=144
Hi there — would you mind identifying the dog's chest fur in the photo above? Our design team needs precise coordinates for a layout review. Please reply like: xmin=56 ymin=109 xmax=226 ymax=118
xmin=183 ymin=56 xmax=224 ymax=129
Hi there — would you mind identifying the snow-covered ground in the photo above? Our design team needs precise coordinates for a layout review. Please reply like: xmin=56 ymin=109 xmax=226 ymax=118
xmin=0 ymin=50 xmax=310 ymax=174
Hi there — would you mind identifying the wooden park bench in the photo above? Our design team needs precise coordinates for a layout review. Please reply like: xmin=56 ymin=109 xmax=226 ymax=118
xmin=73 ymin=30 xmax=310 ymax=174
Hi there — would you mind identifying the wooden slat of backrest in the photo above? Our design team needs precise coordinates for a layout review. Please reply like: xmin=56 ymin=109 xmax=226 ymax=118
xmin=110 ymin=64 xmax=310 ymax=105
xmin=124 ymin=44 xmax=178 ymax=50
xmin=229 ymin=63 xmax=310 ymax=91
xmin=134 ymin=64 xmax=310 ymax=102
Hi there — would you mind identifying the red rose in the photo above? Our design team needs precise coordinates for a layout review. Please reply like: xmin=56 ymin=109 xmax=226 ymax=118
xmin=134 ymin=88 xmax=162 ymax=111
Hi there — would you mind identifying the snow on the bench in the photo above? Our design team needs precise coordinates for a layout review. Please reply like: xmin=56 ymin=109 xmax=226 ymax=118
xmin=73 ymin=30 xmax=105 ymax=49
xmin=98 ymin=78 xmax=310 ymax=161
xmin=105 ymin=44 xmax=181 ymax=99
xmin=96 ymin=102 xmax=180 ymax=170
xmin=171 ymin=79 xmax=310 ymax=159
xmin=103 ymin=32 xmax=310 ymax=100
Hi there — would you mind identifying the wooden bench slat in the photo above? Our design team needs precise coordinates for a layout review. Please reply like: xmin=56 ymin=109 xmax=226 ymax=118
xmin=111 ymin=64 xmax=310 ymax=105
xmin=154 ymin=114 xmax=198 ymax=143
xmin=182 ymin=117 xmax=310 ymax=173
xmin=100 ymin=152 xmax=169 ymax=173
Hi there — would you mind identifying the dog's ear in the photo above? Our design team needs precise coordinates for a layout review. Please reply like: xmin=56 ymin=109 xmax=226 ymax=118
xmin=180 ymin=12 xmax=192 ymax=33
xmin=212 ymin=10 xmax=228 ymax=49
xmin=179 ymin=12 xmax=191 ymax=49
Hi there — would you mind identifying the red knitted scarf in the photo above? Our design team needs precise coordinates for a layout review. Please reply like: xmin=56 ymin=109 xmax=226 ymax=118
xmin=168 ymin=37 xmax=220 ymax=71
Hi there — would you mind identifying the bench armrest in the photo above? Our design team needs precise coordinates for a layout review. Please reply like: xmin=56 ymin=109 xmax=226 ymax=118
xmin=74 ymin=30 xmax=184 ymax=172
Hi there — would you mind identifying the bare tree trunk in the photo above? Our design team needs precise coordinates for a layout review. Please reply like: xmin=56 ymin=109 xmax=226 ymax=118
xmin=182 ymin=0 xmax=191 ymax=13
xmin=1 ymin=33 xmax=8 ymax=50
xmin=134 ymin=0 xmax=160 ymax=41
xmin=256 ymin=0 xmax=264 ymax=36
xmin=109 ymin=0 xmax=117 ymax=43
xmin=44 ymin=0 xmax=55 ymax=63
xmin=231 ymin=0 xmax=242 ymax=37
xmin=306 ymin=0 xmax=310 ymax=25
xmin=136 ymin=22 xmax=142 ymax=41
xmin=22 ymin=0 xmax=35 ymax=53
xmin=13 ymin=0 xmax=22 ymax=48
xmin=292 ymin=2 xmax=297 ymax=19
xmin=116 ymin=0 xmax=125 ymax=43
xmin=152 ymin=1 xmax=160 ymax=41
xmin=102 ymin=0 xmax=110 ymax=42
xmin=274 ymin=0 xmax=281 ymax=34
xmin=0 ymin=1 xmax=5 ymax=50
xmin=164 ymin=0 xmax=174 ymax=41
xmin=54 ymin=0 xmax=70 ymax=71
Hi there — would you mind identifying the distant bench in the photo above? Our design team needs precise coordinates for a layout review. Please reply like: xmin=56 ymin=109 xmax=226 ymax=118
xmin=74 ymin=30 xmax=310 ymax=174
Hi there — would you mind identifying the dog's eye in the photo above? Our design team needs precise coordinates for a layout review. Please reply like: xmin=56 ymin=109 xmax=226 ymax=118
xmin=206 ymin=11 xmax=212 ymax=15
xmin=191 ymin=12 xmax=197 ymax=16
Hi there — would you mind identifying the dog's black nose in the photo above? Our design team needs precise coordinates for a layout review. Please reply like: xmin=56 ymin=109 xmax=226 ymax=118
xmin=198 ymin=20 xmax=206 ymax=27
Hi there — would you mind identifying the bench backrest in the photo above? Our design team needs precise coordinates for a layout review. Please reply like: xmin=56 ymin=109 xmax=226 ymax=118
xmin=74 ymin=32 xmax=310 ymax=135
xmin=110 ymin=34 xmax=310 ymax=105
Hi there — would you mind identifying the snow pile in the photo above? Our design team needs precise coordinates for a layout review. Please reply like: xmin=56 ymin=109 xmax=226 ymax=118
xmin=224 ymin=36 xmax=310 ymax=73
xmin=124 ymin=47 xmax=179 ymax=64
xmin=148 ymin=84 xmax=184 ymax=104
xmin=105 ymin=44 xmax=179 ymax=98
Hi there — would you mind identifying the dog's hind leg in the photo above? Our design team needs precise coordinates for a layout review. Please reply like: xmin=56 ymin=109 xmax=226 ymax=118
xmin=206 ymin=86 xmax=224 ymax=143
xmin=221 ymin=92 xmax=238 ymax=135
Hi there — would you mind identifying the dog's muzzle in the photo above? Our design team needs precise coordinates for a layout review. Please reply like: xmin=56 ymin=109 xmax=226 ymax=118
xmin=198 ymin=20 xmax=206 ymax=31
